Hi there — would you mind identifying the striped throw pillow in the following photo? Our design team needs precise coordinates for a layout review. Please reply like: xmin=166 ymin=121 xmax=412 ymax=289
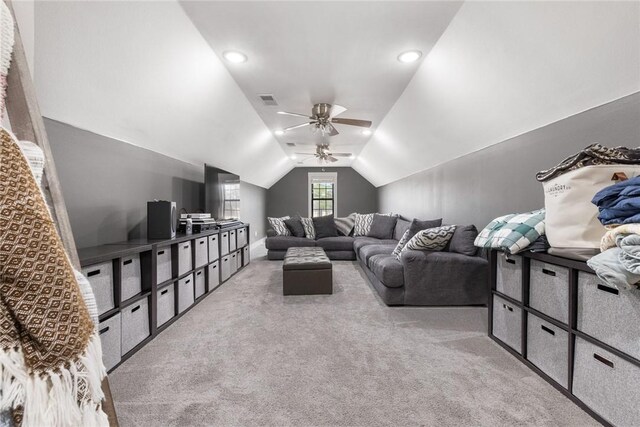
xmin=402 ymin=225 xmax=457 ymax=254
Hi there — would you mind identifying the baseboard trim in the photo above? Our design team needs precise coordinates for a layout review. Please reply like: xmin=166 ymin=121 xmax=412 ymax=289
xmin=250 ymin=237 xmax=266 ymax=252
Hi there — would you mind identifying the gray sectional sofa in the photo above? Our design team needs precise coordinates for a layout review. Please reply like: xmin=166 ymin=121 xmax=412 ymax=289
xmin=266 ymin=218 xmax=489 ymax=306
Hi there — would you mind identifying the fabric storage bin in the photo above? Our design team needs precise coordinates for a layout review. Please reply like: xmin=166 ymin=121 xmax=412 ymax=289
xmin=236 ymin=250 xmax=242 ymax=271
xmin=237 ymin=227 xmax=247 ymax=248
xmin=221 ymin=231 xmax=229 ymax=256
xmin=492 ymin=294 xmax=522 ymax=354
xmin=82 ymin=261 xmax=114 ymax=315
xmin=194 ymin=269 xmax=206 ymax=298
xmin=221 ymin=255 xmax=231 ymax=282
xmin=208 ymin=261 xmax=220 ymax=290
xmin=156 ymin=284 xmax=175 ymax=327
xmin=529 ymin=260 xmax=569 ymax=323
xmin=121 ymin=297 xmax=150 ymax=355
xmin=194 ymin=237 xmax=208 ymax=268
xmin=120 ymin=254 xmax=142 ymax=301
xmin=243 ymin=246 xmax=249 ymax=266
xmin=98 ymin=313 xmax=121 ymax=372
xmin=230 ymin=230 xmax=237 ymax=252
xmin=156 ymin=245 xmax=172 ymax=284
xmin=208 ymin=234 xmax=219 ymax=262
xmin=577 ymin=271 xmax=640 ymax=361
xmin=230 ymin=252 xmax=239 ymax=276
xmin=496 ymin=253 xmax=522 ymax=301
xmin=526 ymin=313 xmax=568 ymax=388
xmin=178 ymin=274 xmax=194 ymax=313
xmin=178 ymin=241 xmax=193 ymax=276
xmin=573 ymin=337 xmax=640 ymax=427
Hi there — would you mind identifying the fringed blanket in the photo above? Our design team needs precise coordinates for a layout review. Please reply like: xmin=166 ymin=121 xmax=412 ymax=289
xmin=0 ymin=0 xmax=14 ymax=116
xmin=0 ymin=127 xmax=108 ymax=426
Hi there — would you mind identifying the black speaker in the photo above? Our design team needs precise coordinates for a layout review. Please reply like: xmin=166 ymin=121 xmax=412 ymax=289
xmin=147 ymin=201 xmax=176 ymax=239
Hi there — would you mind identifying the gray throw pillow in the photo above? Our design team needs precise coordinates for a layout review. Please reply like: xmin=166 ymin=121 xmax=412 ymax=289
xmin=312 ymin=214 xmax=338 ymax=239
xmin=393 ymin=218 xmax=412 ymax=241
xmin=284 ymin=218 xmax=305 ymax=238
xmin=367 ymin=214 xmax=398 ymax=239
xmin=447 ymin=225 xmax=478 ymax=256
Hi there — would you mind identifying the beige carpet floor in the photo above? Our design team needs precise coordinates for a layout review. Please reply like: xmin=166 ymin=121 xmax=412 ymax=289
xmin=109 ymin=258 xmax=599 ymax=426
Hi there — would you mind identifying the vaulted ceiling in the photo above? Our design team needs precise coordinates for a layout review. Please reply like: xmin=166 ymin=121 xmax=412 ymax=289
xmin=31 ymin=1 xmax=639 ymax=189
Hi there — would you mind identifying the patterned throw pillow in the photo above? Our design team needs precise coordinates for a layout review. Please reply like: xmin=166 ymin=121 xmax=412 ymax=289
xmin=401 ymin=225 xmax=457 ymax=254
xmin=392 ymin=229 xmax=412 ymax=259
xmin=354 ymin=213 xmax=393 ymax=236
xmin=300 ymin=217 xmax=316 ymax=240
xmin=268 ymin=216 xmax=291 ymax=236
xmin=474 ymin=209 xmax=545 ymax=255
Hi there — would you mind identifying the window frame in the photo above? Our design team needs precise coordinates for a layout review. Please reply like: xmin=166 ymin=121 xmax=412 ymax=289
xmin=308 ymin=172 xmax=338 ymax=218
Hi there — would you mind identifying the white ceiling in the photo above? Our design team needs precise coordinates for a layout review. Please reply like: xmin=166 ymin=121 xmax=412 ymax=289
xmin=180 ymin=1 xmax=462 ymax=167
xmin=353 ymin=1 xmax=640 ymax=186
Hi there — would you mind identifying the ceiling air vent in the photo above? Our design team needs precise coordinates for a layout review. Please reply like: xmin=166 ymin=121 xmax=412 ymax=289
xmin=258 ymin=94 xmax=278 ymax=106
xmin=286 ymin=142 xmax=296 ymax=147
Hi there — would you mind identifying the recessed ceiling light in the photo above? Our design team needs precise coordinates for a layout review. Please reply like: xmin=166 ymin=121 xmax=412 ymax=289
xmin=361 ymin=129 xmax=372 ymax=136
xmin=397 ymin=50 xmax=422 ymax=63
xmin=350 ymin=155 xmax=356 ymax=160
xmin=274 ymin=130 xmax=285 ymax=136
xmin=223 ymin=50 xmax=247 ymax=63
xmin=290 ymin=154 xmax=297 ymax=160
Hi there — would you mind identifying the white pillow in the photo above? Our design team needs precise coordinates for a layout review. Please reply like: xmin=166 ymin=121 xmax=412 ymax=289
xmin=393 ymin=229 xmax=412 ymax=259
xmin=300 ymin=217 xmax=316 ymax=240
xmin=268 ymin=216 xmax=290 ymax=236
xmin=401 ymin=225 xmax=457 ymax=254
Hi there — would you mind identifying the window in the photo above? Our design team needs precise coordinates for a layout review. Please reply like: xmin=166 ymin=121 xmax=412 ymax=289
xmin=223 ymin=182 xmax=240 ymax=219
xmin=308 ymin=172 xmax=337 ymax=217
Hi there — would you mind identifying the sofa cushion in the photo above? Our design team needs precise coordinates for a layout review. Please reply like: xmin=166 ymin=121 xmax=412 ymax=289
xmin=369 ymin=254 xmax=404 ymax=288
xmin=334 ymin=213 xmax=356 ymax=236
xmin=313 ymin=214 xmax=338 ymax=239
xmin=367 ymin=214 xmax=398 ymax=239
xmin=284 ymin=217 xmax=305 ymax=238
xmin=316 ymin=236 xmax=355 ymax=251
xmin=360 ymin=244 xmax=396 ymax=266
xmin=448 ymin=225 xmax=479 ymax=256
xmin=266 ymin=236 xmax=315 ymax=251
xmin=353 ymin=237 xmax=398 ymax=254
xmin=393 ymin=219 xmax=411 ymax=241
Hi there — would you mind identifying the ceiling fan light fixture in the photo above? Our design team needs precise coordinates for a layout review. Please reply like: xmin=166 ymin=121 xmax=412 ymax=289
xmin=361 ymin=129 xmax=372 ymax=136
xmin=223 ymin=50 xmax=248 ymax=63
xmin=274 ymin=129 xmax=285 ymax=136
xmin=397 ymin=50 xmax=422 ymax=63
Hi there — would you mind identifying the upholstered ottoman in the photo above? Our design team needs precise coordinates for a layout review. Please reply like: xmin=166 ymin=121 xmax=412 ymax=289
xmin=283 ymin=247 xmax=333 ymax=295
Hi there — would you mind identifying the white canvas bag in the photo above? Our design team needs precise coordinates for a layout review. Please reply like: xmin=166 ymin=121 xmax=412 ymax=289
xmin=543 ymin=165 xmax=640 ymax=249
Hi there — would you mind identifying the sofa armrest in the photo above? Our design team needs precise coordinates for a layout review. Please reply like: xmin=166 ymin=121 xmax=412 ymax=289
xmin=400 ymin=250 xmax=489 ymax=305
xmin=266 ymin=228 xmax=277 ymax=237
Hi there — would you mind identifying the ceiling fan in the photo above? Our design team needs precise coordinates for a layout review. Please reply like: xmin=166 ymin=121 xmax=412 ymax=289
xmin=295 ymin=144 xmax=352 ymax=164
xmin=278 ymin=103 xmax=371 ymax=136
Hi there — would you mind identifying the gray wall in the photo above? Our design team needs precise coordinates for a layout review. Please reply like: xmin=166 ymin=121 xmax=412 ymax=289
xmin=378 ymin=92 xmax=640 ymax=229
xmin=267 ymin=167 xmax=377 ymax=219
xmin=45 ymin=119 xmax=268 ymax=248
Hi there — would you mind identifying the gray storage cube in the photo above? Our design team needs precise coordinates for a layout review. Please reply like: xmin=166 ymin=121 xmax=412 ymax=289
xmin=529 ymin=260 xmax=569 ymax=323
xmin=230 ymin=229 xmax=237 ymax=252
xmin=82 ymin=261 xmax=114 ymax=315
xmin=237 ymin=227 xmax=247 ymax=248
xmin=230 ymin=252 xmax=239 ymax=276
xmin=178 ymin=274 xmax=194 ymax=313
xmin=243 ymin=246 xmax=249 ymax=266
xmin=526 ymin=313 xmax=568 ymax=388
xmin=492 ymin=294 xmax=522 ymax=354
xmin=178 ymin=241 xmax=193 ymax=276
xmin=496 ymin=254 xmax=522 ymax=301
xmin=121 ymin=297 xmax=150 ymax=355
xmin=236 ymin=250 xmax=242 ymax=271
xmin=194 ymin=237 xmax=208 ymax=268
xmin=221 ymin=255 xmax=231 ymax=282
xmin=577 ymin=271 xmax=640 ymax=360
xmin=98 ymin=313 xmax=121 ymax=372
xmin=156 ymin=245 xmax=172 ymax=284
xmin=208 ymin=234 xmax=219 ymax=262
xmin=194 ymin=269 xmax=206 ymax=298
xmin=221 ymin=231 xmax=230 ymax=256
xmin=120 ymin=254 xmax=142 ymax=301
xmin=573 ymin=337 xmax=640 ymax=427
xmin=208 ymin=261 xmax=220 ymax=290
xmin=156 ymin=284 xmax=175 ymax=327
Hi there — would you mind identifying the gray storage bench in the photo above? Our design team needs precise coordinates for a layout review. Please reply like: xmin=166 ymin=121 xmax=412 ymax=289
xmin=283 ymin=247 xmax=333 ymax=295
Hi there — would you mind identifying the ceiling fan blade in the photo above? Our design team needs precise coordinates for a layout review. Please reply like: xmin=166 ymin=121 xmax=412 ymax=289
xmin=278 ymin=111 xmax=312 ymax=119
xmin=328 ymin=156 xmax=339 ymax=163
xmin=294 ymin=152 xmax=316 ymax=155
xmin=331 ymin=118 xmax=372 ymax=128
xmin=284 ymin=122 xmax=313 ymax=131
xmin=329 ymin=104 xmax=347 ymax=118
xmin=329 ymin=153 xmax=352 ymax=157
